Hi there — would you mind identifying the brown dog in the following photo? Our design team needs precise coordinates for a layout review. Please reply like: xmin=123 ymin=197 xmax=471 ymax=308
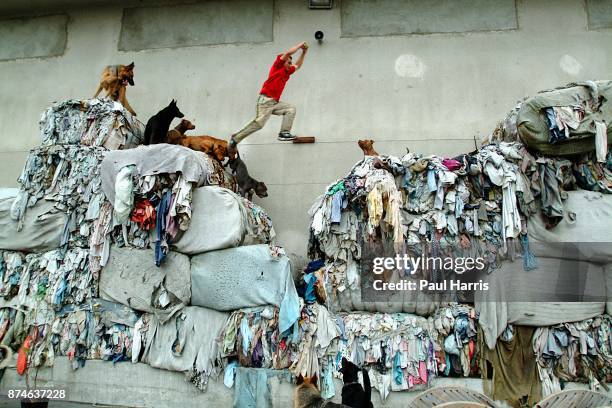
xmin=167 ymin=119 xmax=196 ymax=144
xmin=93 ymin=63 xmax=136 ymax=116
xmin=294 ymin=376 xmax=348 ymax=408
xmin=358 ymin=139 xmax=379 ymax=156
xmin=178 ymin=135 xmax=230 ymax=162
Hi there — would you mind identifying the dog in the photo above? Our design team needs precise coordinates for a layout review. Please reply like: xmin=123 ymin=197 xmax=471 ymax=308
xmin=339 ymin=358 xmax=373 ymax=408
xmin=229 ymin=156 xmax=268 ymax=200
xmin=167 ymin=119 xmax=196 ymax=144
xmin=93 ymin=63 xmax=136 ymax=115
xmin=143 ymin=100 xmax=184 ymax=145
xmin=357 ymin=139 xmax=379 ymax=156
xmin=294 ymin=376 xmax=349 ymax=408
xmin=179 ymin=135 xmax=231 ymax=163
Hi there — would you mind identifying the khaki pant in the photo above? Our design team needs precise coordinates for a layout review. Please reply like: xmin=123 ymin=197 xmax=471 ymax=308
xmin=233 ymin=95 xmax=296 ymax=144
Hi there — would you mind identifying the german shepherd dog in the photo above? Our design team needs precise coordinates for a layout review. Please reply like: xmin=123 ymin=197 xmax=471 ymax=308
xmin=143 ymin=100 xmax=184 ymax=145
xmin=93 ymin=63 xmax=136 ymax=115
xmin=294 ymin=376 xmax=349 ymax=408
xmin=339 ymin=358 xmax=373 ymax=408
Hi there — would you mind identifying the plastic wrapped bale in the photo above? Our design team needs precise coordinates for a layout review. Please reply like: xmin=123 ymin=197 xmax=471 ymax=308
xmin=0 ymin=194 xmax=67 ymax=253
xmin=173 ymin=187 xmax=272 ymax=255
xmin=475 ymin=256 xmax=606 ymax=349
xmin=190 ymin=245 xmax=300 ymax=333
xmin=136 ymin=306 xmax=228 ymax=390
xmin=517 ymin=81 xmax=612 ymax=156
xmin=99 ymin=246 xmax=191 ymax=323
xmin=527 ymin=189 xmax=612 ymax=264
xmin=39 ymin=98 xmax=143 ymax=149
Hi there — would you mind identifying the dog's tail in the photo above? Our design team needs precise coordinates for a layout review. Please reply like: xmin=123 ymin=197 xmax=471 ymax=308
xmin=361 ymin=367 xmax=372 ymax=405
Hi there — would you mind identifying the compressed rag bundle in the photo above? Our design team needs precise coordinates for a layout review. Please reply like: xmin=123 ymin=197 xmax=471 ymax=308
xmin=476 ymin=256 xmax=606 ymax=349
xmin=136 ymin=306 xmax=228 ymax=391
xmin=13 ymin=145 xmax=106 ymax=248
xmin=532 ymin=314 xmax=612 ymax=397
xmin=527 ymin=189 xmax=612 ymax=264
xmin=40 ymin=98 xmax=143 ymax=149
xmin=490 ymin=81 xmax=612 ymax=157
xmin=218 ymin=306 xmax=297 ymax=370
xmin=190 ymin=245 xmax=300 ymax=333
xmin=99 ymin=246 xmax=191 ymax=323
xmin=0 ymin=194 xmax=67 ymax=253
xmin=173 ymin=187 xmax=274 ymax=255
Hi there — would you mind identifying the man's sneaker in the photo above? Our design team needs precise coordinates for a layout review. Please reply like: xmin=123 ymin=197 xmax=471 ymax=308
xmin=278 ymin=131 xmax=297 ymax=141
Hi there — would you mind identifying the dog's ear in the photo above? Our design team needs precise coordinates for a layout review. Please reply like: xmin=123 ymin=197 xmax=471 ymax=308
xmin=127 ymin=62 xmax=134 ymax=68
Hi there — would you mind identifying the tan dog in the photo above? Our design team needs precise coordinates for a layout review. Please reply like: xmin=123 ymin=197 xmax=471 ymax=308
xmin=93 ymin=63 xmax=136 ymax=116
xmin=358 ymin=139 xmax=379 ymax=156
xmin=167 ymin=119 xmax=196 ymax=144
xmin=294 ymin=376 xmax=348 ymax=408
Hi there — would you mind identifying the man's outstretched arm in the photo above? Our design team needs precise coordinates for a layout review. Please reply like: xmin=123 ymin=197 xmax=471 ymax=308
xmin=293 ymin=45 xmax=308 ymax=70
xmin=281 ymin=42 xmax=307 ymax=61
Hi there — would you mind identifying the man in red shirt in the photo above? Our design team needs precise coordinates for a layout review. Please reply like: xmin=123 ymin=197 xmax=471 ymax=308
xmin=229 ymin=41 xmax=308 ymax=153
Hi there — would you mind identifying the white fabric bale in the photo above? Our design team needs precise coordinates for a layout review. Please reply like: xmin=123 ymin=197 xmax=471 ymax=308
xmin=476 ymin=256 xmax=606 ymax=349
xmin=0 ymin=188 xmax=18 ymax=200
xmin=606 ymin=264 xmax=612 ymax=315
xmin=141 ymin=306 xmax=228 ymax=376
xmin=190 ymin=244 xmax=300 ymax=333
xmin=527 ymin=190 xmax=612 ymax=264
xmin=173 ymin=187 xmax=248 ymax=255
xmin=0 ymin=195 xmax=67 ymax=253
xmin=100 ymin=246 xmax=191 ymax=323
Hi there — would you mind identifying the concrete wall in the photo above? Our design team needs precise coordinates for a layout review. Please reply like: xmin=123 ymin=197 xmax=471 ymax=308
xmin=0 ymin=0 xmax=611 ymax=261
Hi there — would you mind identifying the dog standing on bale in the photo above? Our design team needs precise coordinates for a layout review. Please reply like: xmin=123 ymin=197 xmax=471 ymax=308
xmin=358 ymin=139 xmax=379 ymax=156
xmin=143 ymin=100 xmax=184 ymax=145
xmin=294 ymin=376 xmax=349 ymax=408
xmin=93 ymin=63 xmax=136 ymax=116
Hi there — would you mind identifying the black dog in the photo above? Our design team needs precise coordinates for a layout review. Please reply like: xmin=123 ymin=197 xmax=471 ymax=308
xmin=143 ymin=100 xmax=184 ymax=145
xmin=229 ymin=156 xmax=268 ymax=200
xmin=339 ymin=358 xmax=373 ymax=408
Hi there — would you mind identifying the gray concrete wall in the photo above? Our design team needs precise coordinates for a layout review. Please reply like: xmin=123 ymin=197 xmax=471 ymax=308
xmin=0 ymin=0 xmax=611 ymax=262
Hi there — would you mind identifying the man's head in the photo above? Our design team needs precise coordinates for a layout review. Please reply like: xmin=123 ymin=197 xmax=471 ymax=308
xmin=284 ymin=56 xmax=292 ymax=70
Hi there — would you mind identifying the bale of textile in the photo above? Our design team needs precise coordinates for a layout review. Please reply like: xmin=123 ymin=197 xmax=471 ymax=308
xmin=479 ymin=325 xmax=542 ymax=408
xmin=173 ymin=187 xmax=274 ymax=255
xmin=100 ymin=144 xmax=214 ymax=205
xmin=0 ymin=195 xmax=67 ymax=253
xmin=135 ymin=306 xmax=228 ymax=391
xmin=532 ymin=314 xmax=612 ymax=397
xmin=0 ymin=188 xmax=18 ymax=200
xmin=12 ymin=144 xmax=106 ymax=248
xmin=498 ymin=81 xmax=612 ymax=156
xmin=607 ymin=264 xmax=612 ymax=314
xmin=218 ymin=306 xmax=298 ymax=370
xmin=39 ymin=98 xmax=143 ymax=149
xmin=527 ymin=189 xmax=612 ymax=264
xmin=99 ymin=246 xmax=190 ymax=323
xmin=475 ymin=257 xmax=606 ymax=349
xmin=230 ymin=367 xmax=293 ymax=408
xmin=190 ymin=245 xmax=299 ymax=333
xmin=0 ymin=248 xmax=94 ymax=310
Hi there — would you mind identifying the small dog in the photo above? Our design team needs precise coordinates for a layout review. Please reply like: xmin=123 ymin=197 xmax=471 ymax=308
xmin=339 ymin=358 xmax=373 ymax=408
xmin=294 ymin=376 xmax=349 ymax=408
xmin=357 ymin=140 xmax=379 ymax=156
xmin=166 ymin=119 xmax=196 ymax=144
xmin=93 ymin=63 xmax=136 ymax=115
xmin=143 ymin=100 xmax=184 ymax=145
xmin=179 ymin=135 xmax=230 ymax=163
xmin=229 ymin=156 xmax=268 ymax=200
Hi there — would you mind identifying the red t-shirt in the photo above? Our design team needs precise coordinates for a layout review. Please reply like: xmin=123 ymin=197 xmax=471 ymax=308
xmin=259 ymin=54 xmax=296 ymax=101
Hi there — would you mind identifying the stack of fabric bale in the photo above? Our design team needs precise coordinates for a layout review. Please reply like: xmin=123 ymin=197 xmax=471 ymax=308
xmin=305 ymin=82 xmax=612 ymax=404
xmin=0 ymin=97 xmax=282 ymax=395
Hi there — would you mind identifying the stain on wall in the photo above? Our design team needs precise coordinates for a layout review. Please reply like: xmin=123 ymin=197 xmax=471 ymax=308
xmin=119 ymin=0 xmax=274 ymax=51
xmin=0 ymin=14 xmax=67 ymax=61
